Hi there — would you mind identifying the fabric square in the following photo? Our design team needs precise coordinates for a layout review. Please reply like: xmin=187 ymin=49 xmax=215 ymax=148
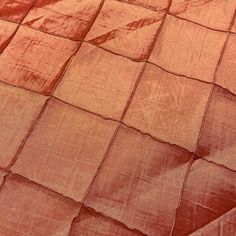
xmin=172 ymin=159 xmax=236 ymax=236
xmin=70 ymin=207 xmax=142 ymax=236
xmin=124 ymin=64 xmax=211 ymax=151
xmin=216 ymin=34 xmax=236 ymax=94
xmin=0 ymin=26 xmax=78 ymax=94
xmin=0 ymin=20 xmax=17 ymax=52
xmin=85 ymin=126 xmax=192 ymax=236
xmin=169 ymin=0 xmax=236 ymax=31
xmin=190 ymin=207 xmax=236 ymax=236
xmin=54 ymin=43 xmax=144 ymax=119
xmin=85 ymin=0 xmax=165 ymax=60
xmin=12 ymin=98 xmax=118 ymax=202
xmin=149 ymin=15 xmax=227 ymax=82
xmin=23 ymin=0 xmax=103 ymax=40
xmin=117 ymin=0 xmax=169 ymax=11
xmin=0 ymin=83 xmax=46 ymax=168
xmin=0 ymin=174 xmax=79 ymax=236
xmin=196 ymin=86 xmax=236 ymax=171
xmin=0 ymin=0 xmax=35 ymax=22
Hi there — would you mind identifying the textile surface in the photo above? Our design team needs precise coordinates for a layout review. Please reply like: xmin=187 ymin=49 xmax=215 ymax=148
xmin=0 ymin=0 xmax=236 ymax=235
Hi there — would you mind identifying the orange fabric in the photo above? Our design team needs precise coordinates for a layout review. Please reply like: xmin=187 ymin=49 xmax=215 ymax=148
xmin=0 ymin=0 xmax=236 ymax=235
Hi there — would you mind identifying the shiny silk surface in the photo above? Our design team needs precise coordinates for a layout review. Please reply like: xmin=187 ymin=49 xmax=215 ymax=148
xmin=0 ymin=0 xmax=236 ymax=236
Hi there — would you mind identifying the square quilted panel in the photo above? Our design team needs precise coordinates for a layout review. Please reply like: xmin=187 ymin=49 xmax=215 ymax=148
xmin=85 ymin=0 xmax=165 ymax=60
xmin=70 ymin=207 xmax=142 ymax=236
xmin=0 ymin=20 xmax=17 ymax=52
xmin=216 ymin=34 xmax=236 ymax=94
xmin=190 ymin=207 xmax=236 ymax=236
xmin=149 ymin=15 xmax=227 ymax=82
xmin=0 ymin=26 xmax=78 ymax=95
xmin=0 ymin=83 xmax=46 ymax=168
xmin=124 ymin=64 xmax=211 ymax=151
xmin=54 ymin=43 xmax=144 ymax=119
xmin=0 ymin=0 xmax=35 ymax=22
xmin=169 ymin=0 xmax=236 ymax=31
xmin=172 ymin=159 xmax=236 ymax=236
xmin=12 ymin=98 xmax=118 ymax=202
xmin=23 ymin=0 xmax=103 ymax=40
xmin=0 ymin=174 xmax=79 ymax=236
xmin=85 ymin=126 xmax=192 ymax=236
xmin=117 ymin=0 xmax=169 ymax=11
xmin=196 ymin=86 xmax=236 ymax=171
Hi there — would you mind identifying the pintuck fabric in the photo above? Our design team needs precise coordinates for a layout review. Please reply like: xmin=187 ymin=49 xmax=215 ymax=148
xmin=0 ymin=0 xmax=236 ymax=235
